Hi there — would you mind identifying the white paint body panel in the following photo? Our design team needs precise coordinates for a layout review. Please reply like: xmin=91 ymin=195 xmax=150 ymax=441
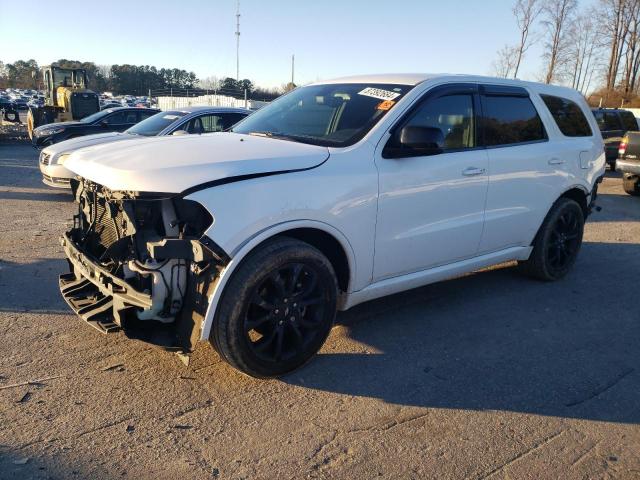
xmin=64 ymin=74 xmax=605 ymax=343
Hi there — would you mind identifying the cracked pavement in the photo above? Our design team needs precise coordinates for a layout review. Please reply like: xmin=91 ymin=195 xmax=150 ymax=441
xmin=0 ymin=143 xmax=639 ymax=479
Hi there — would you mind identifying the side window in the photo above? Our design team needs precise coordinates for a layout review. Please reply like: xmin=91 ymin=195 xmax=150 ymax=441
xmin=603 ymin=112 xmax=622 ymax=130
xmin=619 ymin=111 xmax=638 ymax=131
xmin=220 ymin=112 xmax=249 ymax=130
xmin=103 ymin=111 xmax=129 ymax=125
xmin=540 ymin=94 xmax=592 ymax=137
xmin=199 ymin=114 xmax=225 ymax=133
xmin=391 ymin=94 xmax=476 ymax=154
xmin=139 ymin=111 xmax=156 ymax=121
xmin=482 ymin=95 xmax=546 ymax=146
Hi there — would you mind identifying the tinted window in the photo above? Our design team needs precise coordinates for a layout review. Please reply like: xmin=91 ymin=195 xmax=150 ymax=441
xmin=594 ymin=111 xmax=622 ymax=131
xmin=483 ymin=95 xmax=546 ymax=146
xmin=619 ymin=111 xmax=638 ymax=131
xmin=541 ymin=95 xmax=592 ymax=137
xmin=138 ymin=110 xmax=157 ymax=121
xmin=104 ymin=111 xmax=136 ymax=125
xmin=399 ymin=94 xmax=476 ymax=151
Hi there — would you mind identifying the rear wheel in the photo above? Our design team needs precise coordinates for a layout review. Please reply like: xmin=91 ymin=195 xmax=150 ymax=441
xmin=211 ymin=237 xmax=338 ymax=378
xmin=518 ymin=197 xmax=585 ymax=281
xmin=623 ymin=174 xmax=640 ymax=196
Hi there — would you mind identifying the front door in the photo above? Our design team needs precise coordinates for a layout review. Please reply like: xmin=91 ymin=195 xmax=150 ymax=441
xmin=373 ymin=84 xmax=488 ymax=281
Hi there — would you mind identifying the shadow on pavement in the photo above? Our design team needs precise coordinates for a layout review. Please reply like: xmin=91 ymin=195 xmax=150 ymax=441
xmin=0 ymin=258 xmax=68 ymax=314
xmin=283 ymin=241 xmax=640 ymax=425
xmin=0 ymin=190 xmax=72 ymax=202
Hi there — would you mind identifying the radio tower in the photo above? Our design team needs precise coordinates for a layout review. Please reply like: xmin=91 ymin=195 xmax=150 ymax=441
xmin=235 ymin=0 xmax=241 ymax=82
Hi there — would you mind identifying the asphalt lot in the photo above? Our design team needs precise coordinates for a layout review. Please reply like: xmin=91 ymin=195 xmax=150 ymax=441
xmin=0 ymin=142 xmax=639 ymax=480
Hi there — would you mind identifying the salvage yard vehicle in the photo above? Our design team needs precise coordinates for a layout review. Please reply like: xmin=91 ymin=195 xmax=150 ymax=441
xmin=616 ymin=132 xmax=640 ymax=195
xmin=31 ymin=106 xmax=160 ymax=148
xmin=58 ymin=74 xmax=605 ymax=378
xmin=39 ymin=106 xmax=250 ymax=188
xmin=591 ymin=107 xmax=639 ymax=171
xmin=27 ymin=65 xmax=101 ymax=140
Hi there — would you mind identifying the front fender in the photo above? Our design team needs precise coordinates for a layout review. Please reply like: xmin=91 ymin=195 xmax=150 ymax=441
xmin=197 ymin=220 xmax=357 ymax=341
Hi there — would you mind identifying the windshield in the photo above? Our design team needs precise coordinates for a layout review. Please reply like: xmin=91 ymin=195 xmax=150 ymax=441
xmin=126 ymin=110 xmax=188 ymax=136
xmin=232 ymin=83 xmax=413 ymax=146
xmin=80 ymin=109 xmax=111 ymax=124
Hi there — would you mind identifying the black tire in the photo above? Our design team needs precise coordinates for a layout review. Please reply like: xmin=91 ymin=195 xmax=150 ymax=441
xmin=211 ymin=237 xmax=338 ymax=378
xmin=609 ymin=160 xmax=617 ymax=171
xmin=518 ymin=197 xmax=585 ymax=281
xmin=623 ymin=175 xmax=640 ymax=196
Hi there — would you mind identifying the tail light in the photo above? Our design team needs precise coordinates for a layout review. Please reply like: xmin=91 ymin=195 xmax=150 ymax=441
xmin=619 ymin=137 xmax=628 ymax=156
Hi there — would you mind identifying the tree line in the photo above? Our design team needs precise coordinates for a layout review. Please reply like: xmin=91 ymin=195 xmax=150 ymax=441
xmin=0 ymin=59 xmax=286 ymax=100
xmin=494 ymin=0 xmax=640 ymax=107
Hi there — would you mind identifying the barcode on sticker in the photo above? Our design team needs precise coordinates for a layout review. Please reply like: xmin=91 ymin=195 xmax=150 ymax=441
xmin=358 ymin=87 xmax=401 ymax=101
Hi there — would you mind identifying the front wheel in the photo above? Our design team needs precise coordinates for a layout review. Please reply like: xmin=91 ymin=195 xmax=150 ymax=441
xmin=518 ymin=197 xmax=585 ymax=281
xmin=211 ymin=237 xmax=338 ymax=378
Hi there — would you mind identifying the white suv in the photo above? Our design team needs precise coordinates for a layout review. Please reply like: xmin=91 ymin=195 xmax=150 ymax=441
xmin=60 ymin=74 xmax=605 ymax=378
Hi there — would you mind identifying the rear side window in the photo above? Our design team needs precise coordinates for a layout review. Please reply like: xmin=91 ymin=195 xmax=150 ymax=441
xmin=619 ymin=111 xmax=639 ymax=131
xmin=594 ymin=111 xmax=622 ymax=131
xmin=482 ymin=95 xmax=546 ymax=146
xmin=540 ymin=95 xmax=592 ymax=137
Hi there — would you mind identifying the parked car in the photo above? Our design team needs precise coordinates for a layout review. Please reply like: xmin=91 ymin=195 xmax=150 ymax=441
xmin=31 ymin=107 xmax=160 ymax=147
xmin=591 ymin=108 xmax=639 ymax=170
xmin=615 ymin=132 xmax=640 ymax=195
xmin=39 ymin=106 xmax=251 ymax=188
xmin=58 ymin=74 xmax=605 ymax=378
xmin=12 ymin=97 xmax=29 ymax=110
xmin=100 ymin=102 xmax=123 ymax=110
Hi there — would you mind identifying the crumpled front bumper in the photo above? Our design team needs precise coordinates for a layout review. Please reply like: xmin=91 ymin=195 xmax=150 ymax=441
xmin=59 ymin=232 xmax=152 ymax=334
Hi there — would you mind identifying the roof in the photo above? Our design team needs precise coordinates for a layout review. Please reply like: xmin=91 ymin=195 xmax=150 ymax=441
xmin=313 ymin=73 xmax=584 ymax=99
xmin=170 ymin=106 xmax=251 ymax=114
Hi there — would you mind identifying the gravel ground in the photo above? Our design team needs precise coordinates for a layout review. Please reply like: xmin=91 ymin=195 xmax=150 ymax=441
xmin=0 ymin=142 xmax=639 ymax=480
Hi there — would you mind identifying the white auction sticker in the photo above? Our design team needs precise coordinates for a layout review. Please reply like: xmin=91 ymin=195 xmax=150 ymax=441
xmin=358 ymin=87 xmax=401 ymax=101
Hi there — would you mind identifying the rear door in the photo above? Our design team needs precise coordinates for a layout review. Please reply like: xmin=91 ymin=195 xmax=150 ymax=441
xmin=478 ymin=85 xmax=560 ymax=253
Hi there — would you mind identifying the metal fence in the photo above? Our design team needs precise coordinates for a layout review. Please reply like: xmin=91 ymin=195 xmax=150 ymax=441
xmin=150 ymin=87 xmax=270 ymax=111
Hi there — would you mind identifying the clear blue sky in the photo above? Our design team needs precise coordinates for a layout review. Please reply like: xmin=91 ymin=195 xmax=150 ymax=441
xmin=0 ymin=0 xmax=572 ymax=88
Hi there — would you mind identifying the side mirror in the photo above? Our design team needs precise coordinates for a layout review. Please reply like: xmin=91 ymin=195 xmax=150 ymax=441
xmin=171 ymin=130 xmax=188 ymax=136
xmin=100 ymin=120 xmax=109 ymax=127
xmin=398 ymin=126 xmax=444 ymax=154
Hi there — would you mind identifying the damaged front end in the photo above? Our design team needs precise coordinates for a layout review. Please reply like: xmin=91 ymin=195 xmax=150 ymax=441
xmin=59 ymin=178 xmax=226 ymax=352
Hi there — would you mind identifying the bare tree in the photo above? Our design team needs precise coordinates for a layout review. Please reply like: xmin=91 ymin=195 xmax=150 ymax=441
xmin=541 ymin=0 xmax=578 ymax=84
xmin=620 ymin=0 xmax=640 ymax=93
xmin=513 ymin=0 xmax=543 ymax=78
xmin=492 ymin=44 xmax=519 ymax=78
xmin=564 ymin=11 xmax=602 ymax=94
xmin=600 ymin=0 xmax=631 ymax=90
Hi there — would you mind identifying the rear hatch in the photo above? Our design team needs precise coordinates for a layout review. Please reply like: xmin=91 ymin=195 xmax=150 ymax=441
xmin=618 ymin=131 xmax=640 ymax=162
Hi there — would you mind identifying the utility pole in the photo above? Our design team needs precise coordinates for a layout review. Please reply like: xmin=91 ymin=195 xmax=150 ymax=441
xmin=235 ymin=0 xmax=241 ymax=82
xmin=291 ymin=54 xmax=295 ymax=85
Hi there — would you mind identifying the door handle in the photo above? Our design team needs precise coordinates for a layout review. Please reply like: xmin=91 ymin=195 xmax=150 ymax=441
xmin=462 ymin=167 xmax=486 ymax=176
xmin=548 ymin=157 xmax=565 ymax=165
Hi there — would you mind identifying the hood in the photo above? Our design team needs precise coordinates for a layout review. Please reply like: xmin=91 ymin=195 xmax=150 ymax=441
xmin=64 ymin=132 xmax=330 ymax=193
xmin=42 ymin=132 xmax=127 ymax=157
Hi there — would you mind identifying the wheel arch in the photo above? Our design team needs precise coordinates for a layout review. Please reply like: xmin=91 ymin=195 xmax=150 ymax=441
xmin=559 ymin=185 xmax=589 ymax=217
xmin=199 ymin=220 xmax=356 ymax=341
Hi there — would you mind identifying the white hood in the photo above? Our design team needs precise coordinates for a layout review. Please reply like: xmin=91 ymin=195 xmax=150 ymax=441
xmin=64 ymin=132 xmax=330 ymax=193
xmin=42 ymin=132 xmax=131 ymax=158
